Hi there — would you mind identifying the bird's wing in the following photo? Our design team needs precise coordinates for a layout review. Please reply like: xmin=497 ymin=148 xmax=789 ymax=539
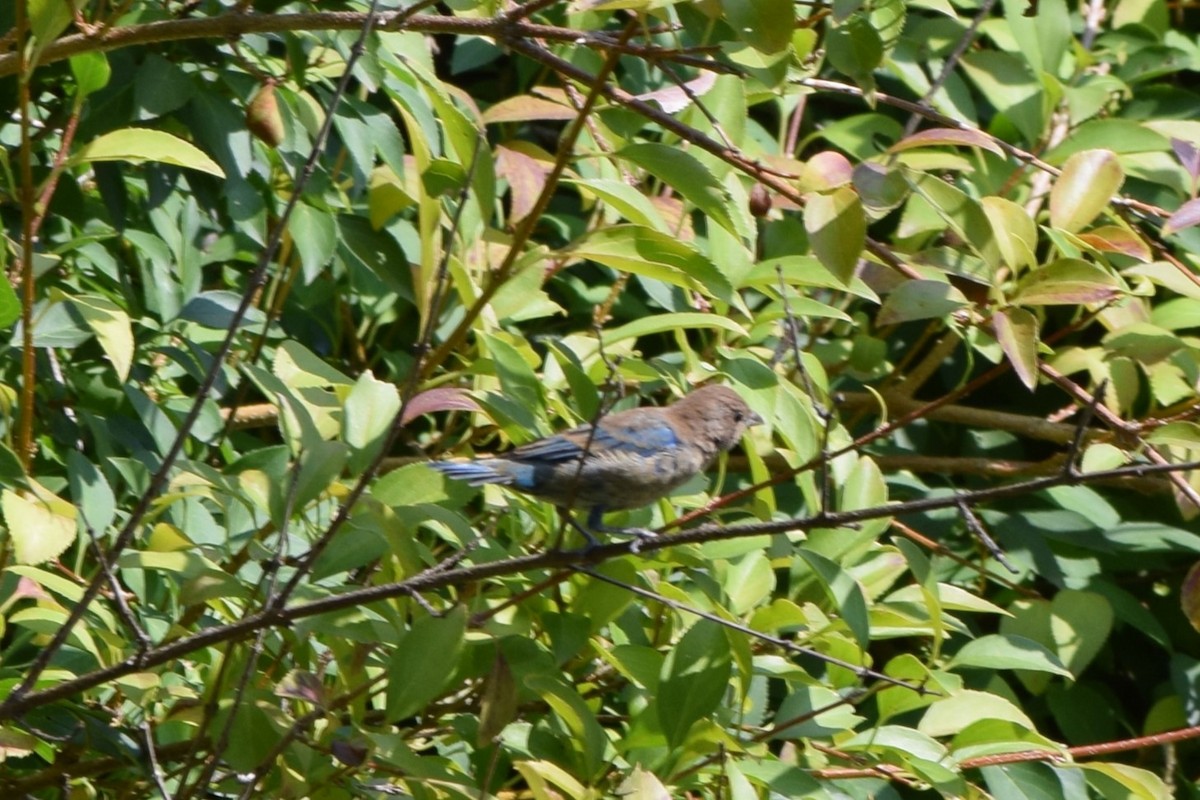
xmin=509 ymin=411 xmax=679 ymax=462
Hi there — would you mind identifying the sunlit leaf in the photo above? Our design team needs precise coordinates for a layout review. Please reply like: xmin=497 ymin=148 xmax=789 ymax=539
xmin=1049 ymin=149 xmax=1124 ymax=232
xmin=73 ymin=128 xmax=224 ymax=176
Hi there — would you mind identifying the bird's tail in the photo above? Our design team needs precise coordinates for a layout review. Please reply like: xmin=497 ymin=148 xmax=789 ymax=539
xmin=428 ymin=459 xmax=518 ymax=487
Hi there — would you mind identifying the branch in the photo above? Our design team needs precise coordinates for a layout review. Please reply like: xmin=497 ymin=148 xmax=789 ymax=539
xmin=3 ymin=455 xmax=1199 ymax=722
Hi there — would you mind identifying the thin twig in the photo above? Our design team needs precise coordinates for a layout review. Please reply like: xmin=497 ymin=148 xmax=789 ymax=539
xmin=576 ymin=567 xmax=929 ymax=692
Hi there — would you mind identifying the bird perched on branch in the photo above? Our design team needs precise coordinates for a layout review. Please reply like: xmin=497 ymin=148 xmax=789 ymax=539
xmin=430 ymin=384 xmax=763 ymax=545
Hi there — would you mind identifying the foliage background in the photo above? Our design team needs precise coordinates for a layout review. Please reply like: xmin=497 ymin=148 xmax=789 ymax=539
xmin=2 ymin=0 xmax=1200 ymax=797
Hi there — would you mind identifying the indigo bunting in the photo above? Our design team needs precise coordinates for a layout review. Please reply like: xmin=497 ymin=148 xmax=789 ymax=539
xmin=431 ymin=385 xmax=762 ymax=543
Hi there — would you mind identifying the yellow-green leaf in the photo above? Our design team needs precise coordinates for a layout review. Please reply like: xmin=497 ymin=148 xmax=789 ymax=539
xmin=1050 ymin=149 xmax=1123 ymax=232
xmin=60 ymin=292 xmax=134 ymax=382
xmin=73 ymin=128 xmax=224 ymax=177
xmin=2 ymin=487 xmax=77 ymax=566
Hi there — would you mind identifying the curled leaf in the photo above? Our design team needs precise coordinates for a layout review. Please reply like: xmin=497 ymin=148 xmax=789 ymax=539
xmin=401 ymin=387 xmax=480 ymax=425
xmin=890 ymin=127 xmax=1005 ymax=157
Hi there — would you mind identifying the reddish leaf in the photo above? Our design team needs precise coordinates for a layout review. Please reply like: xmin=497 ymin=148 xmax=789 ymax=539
xmin=496 ymin=142 xmax=552 ymax=222
xmin=890 ymin=127 xmax=1005 ymax=157
xmin=634 ymin=72 xmax=717 ymax=113
xmin=482 ymin=95 xmax=575 ymax=125
xmin=1014 ymin=259 xmax=1123 ymax=305
xmin=1172 ymin=137 xmax=1200 ymax=181
xmin=1163 ymin=198 xmax=1200 ymax=237
xmin=401 ymin=387 xmax=480 ymax=425
xmin=1076 ymin=225 xmax=1152 ymax=262
xmin=800 ymin=151 xmax=855 ymax=192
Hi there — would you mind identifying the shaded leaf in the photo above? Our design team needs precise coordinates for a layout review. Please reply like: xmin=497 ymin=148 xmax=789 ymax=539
xmin=993 ymin=307 xmax=1040 ymax=390
xmin=877 ymin=280 xmax=969 ymax=325
xmin=805 ymin=186 xmax=865 ymax=283
xmin=658 ymin=620 xmax=732 ymax=748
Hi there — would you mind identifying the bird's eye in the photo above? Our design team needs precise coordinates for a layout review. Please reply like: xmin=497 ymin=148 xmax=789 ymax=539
xmin=733 ymin=411 xmax=744 ymax=422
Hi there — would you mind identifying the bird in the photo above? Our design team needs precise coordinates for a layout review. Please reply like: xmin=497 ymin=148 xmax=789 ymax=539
xmin=430 ymin=384 xmax=763 ymax=546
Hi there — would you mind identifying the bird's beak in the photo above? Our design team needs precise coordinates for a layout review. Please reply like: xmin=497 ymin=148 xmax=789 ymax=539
xmin=747 ymin=411 xmax=764 ymax=427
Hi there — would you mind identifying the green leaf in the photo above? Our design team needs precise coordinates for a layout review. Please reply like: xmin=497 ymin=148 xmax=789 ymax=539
xmin=526 ymin=675 xmax=610 ymax=778
xmin=482 ymin=334 xmax=544 ymax=414
xmin=981 ymin=763 xmax=1080 ymax=800
xmin=386 ymin=607 xmax=467 ymax=721
xmin=920 ymin=690 xmax=1034 ymax=737
xmin=877 ymin=280 xmax=969 ymax=325
xmin=29 ymin=0 xmax=74 ymax=51
xmin=291 ymin=440 xmax=349 ymax=513
xmin=73 ymin=128 xmax=224 ymax=176
xmin=840 ymin=724 xmax=947 ymax=763
xmin=907 ymin=173 xmax=1001 ymax=270
xmin=797 ymin=550 xmax=871 ymax=650
xmin=343 ymin=370 xmax=400 ymax=472
xmin=804 ymin=186 xmax=866 ymax=283
xmin=1050 ymin=149 xmax=1124 ymax=232
xmin=1013 ymin=259 xmax=1123 ymax=305
xmin=959 ymin=51 xmax=1045 ymax=143
xmin=70 ymin=51 xmax=111 ymax=99
xmin=993 ymin=307 xmax=1040 ymax=390
xmin=618 ymin=143 xmax=740 ymax=238
xmin=1003 ymin=592 xmax=1113 ymax=686
xmin=274 ymin=341 xmax=353 ymax=388
xmin=0 ymin=273 xmax=19 ymax=328
xmin=658 ymin=620 xmax=732 ymax=748
xmin=601 ymin=312 xmax=748 ymax=346
xmin=564 ymin=224 xmax=734 ymax=302
xmin=826 ymin=15 xmax=884 ymax=94
xmin=288 ymin=201 xmax=338 ymax=283
xmin=1080 ymin=763 xmax=1171 ymax=800
xmin=1044 ymin=119 xmax=1170 ymax=162
xmin=9 ymin=606 xmax=101 ymax=665
xmin=565 ymin=178 xmax=668 ymax=231
xmin=723 ymin=0 xmax=796 ymax=54
xmin=948 ymin=634 xmax=1072 ymax=677
xmin=720 ymin=551 xmax=775 ymax=615
xmin=67 ymin=452 xmax=116 ymax=536
xmin=771 ymin=685 xmax=866 ymax=739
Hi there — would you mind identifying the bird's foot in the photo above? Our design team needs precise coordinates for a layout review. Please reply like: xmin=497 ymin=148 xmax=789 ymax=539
xmin=593 ymin=524 xmax=657 ymax=554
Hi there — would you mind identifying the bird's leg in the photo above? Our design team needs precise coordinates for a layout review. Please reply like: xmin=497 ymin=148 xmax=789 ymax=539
xmin=556 ymin=507 xmax=657 ymax=555
xmin=560 ymin=510 xmax=601 ymax=552
xmin=586 ymin=507 xmax=657 ymax=553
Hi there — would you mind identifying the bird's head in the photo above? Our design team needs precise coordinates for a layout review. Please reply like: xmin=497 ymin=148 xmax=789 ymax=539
xmin=670 ymin=384 xmax=763 ymax=454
